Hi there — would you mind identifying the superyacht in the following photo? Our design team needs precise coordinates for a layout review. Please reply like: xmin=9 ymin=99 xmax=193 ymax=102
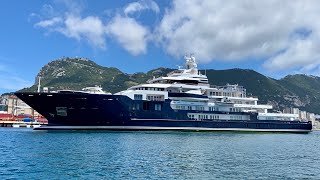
xmin=15 ymin=55 xmax=312 ymax=132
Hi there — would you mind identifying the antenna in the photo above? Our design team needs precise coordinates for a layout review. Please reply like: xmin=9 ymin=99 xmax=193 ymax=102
xmin=37 ymin=76 xmax=41 ymax=93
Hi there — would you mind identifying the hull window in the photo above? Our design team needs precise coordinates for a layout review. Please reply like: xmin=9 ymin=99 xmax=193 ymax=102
xmin=143 ymin=102 xmax=150 ymax=110
xmin=56 ymin=107 xmax=67 ymax=116
xmin=155 ymin=104 xmax=162 ymax=111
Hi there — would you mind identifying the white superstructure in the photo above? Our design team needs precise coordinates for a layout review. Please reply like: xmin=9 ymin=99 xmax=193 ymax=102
xmin=58 ymin=86 xmax=111 ymax=94
xmin=115 ymin=55 xmax=299 ymax=121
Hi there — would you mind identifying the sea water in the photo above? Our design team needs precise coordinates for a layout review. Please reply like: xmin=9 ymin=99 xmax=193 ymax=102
xmin=0 ymin=128 xmax=319 ymax=179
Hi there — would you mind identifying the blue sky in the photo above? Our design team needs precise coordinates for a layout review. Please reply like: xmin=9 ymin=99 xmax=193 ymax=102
xmin=1 ymin=0 xmax=320 ymax=94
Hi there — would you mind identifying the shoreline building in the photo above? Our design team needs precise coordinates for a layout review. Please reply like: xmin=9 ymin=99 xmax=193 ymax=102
xmin=6 ymin=95 xmax=40 ymax=118
xmin=283 ymin=107 xmax=316 ymax=126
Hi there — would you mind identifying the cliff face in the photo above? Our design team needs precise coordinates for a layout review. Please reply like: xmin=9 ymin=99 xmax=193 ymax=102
xmin=18 ymin=57 xmax=320 ymax=114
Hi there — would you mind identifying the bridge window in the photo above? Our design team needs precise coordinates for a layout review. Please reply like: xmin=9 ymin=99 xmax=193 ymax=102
xmin=147 ymin=95 xmax=164 ymax=101
xmin=134 ymin=94 xmax=143 ymax=100
xmin=196 ymin=106 xmax=204 ymax=111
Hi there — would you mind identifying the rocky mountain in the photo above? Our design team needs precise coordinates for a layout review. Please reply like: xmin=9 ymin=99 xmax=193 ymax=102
xmin=18 ymin=57 xmax=320 ymax=114
xmin=19 ymin=57 xmax=173 ymax=94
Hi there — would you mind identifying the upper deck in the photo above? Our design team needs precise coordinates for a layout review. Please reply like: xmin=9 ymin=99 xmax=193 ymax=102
xmin=147 ymin=55 xmax=209 ymax=85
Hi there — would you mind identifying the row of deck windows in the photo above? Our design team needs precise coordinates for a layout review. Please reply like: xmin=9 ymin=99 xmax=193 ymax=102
xmin=134 ymin=94 xmax=164 ymax=101
xmin=196 ymin=106 xmax=205 ymax=111
xmin=176 ymin=106 xmax=219 ymax=111
xmin=209 ymin=107 xmax=219 ymax=111
xmin=230 ymin=116 xmax=243 ymax=120
xmin=188 ymin=114 xmax=244 ymax=120
xmin=230 ymin=108 xmax=241 ymax=112
xmin=208 ymin=91 xmax=245 ymax=97
xmin=135 ymin=87 xmax=165 ymax=91
xmin=147 ymin=95 xmax=164 ymax=101
xmin=188 ymin=114 xmax=220 ymax=120
xmin=176 ymin=105 xmax=187 ymax=110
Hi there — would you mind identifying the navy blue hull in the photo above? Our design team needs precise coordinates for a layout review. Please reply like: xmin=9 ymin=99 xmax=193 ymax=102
xmin=15 ymin=92 xmax=312 ymax=132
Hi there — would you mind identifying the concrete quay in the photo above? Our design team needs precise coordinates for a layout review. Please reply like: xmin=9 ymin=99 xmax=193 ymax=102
xmin=0 ymin=120 xmax=46 ymax=128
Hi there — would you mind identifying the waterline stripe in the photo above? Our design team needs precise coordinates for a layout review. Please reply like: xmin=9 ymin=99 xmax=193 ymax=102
xmin=35 ymin=126 xmax=311 ymax=133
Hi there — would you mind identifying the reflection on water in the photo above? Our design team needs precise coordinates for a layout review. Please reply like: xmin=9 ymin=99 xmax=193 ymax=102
xmin=0 ymin=128 xmax=319 ymax=179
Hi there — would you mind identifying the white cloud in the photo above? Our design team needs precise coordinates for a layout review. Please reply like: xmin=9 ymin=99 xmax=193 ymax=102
xmin=34 ymin=14 xmax=107 ymax=48
xmin=156 ymin=0 xmax=320 ymax=73
xmin=106 ymin=15 xmax=149 ymax=55
xmin=59 ymin=15 xmax=107 ymax=48
xmin=33 ymin=1 xmax=156 ymax=55
xmin=32 ymin=0 xmax=320 ymax=75
xmin=35 ymin=17 xmax=62 ymax=28
xmin=30 ymin=0 xmax=320 ymax=72
xmin=264 ymin=37 xmax=320 ymax=71
xmin=124 ymin=0 xmax=160 ymax=15
xmin=40 ymin=4 xmax=56 ymax=17
xmin=55 ymin=0 xmax=86 ymax=15
xmin=33 ymin=1 xmax=108 ymax=49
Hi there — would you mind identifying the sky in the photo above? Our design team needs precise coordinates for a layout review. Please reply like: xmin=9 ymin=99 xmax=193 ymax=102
xmin=1 ymin=0 xmax=320 ymax=94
